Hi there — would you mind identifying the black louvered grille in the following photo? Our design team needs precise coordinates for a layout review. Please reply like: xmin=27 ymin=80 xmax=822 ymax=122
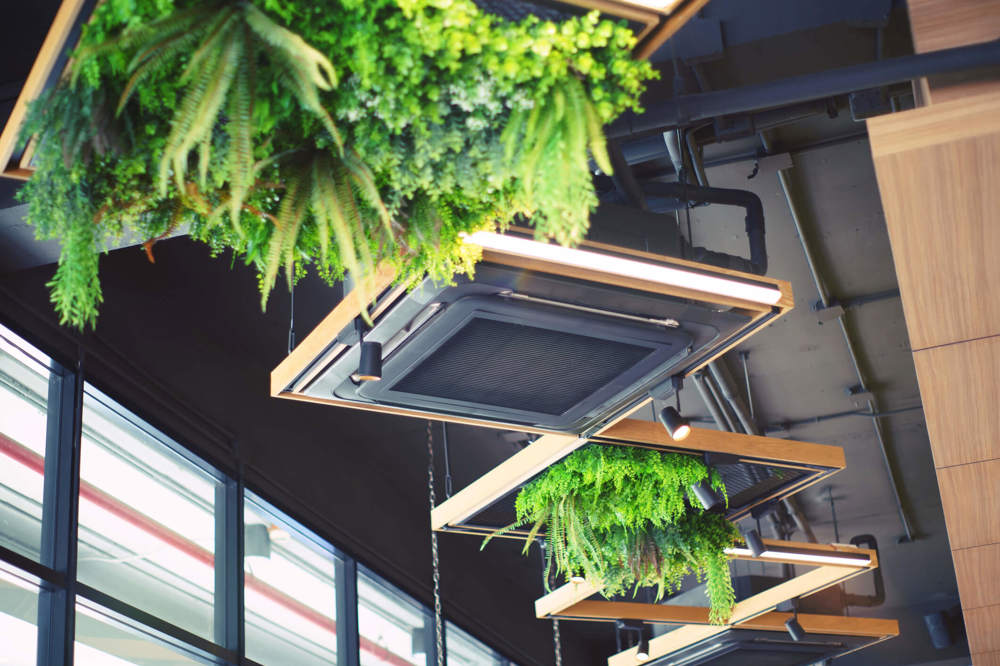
xmin=717 ymin=463 xmax=807 ymax=511
xmin=391 ymin=317 xmax=655 ymax=415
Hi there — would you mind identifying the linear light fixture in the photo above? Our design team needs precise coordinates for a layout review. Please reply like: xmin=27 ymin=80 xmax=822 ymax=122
xmin=615 ymin=0 xmax=685 ymax=11
xmin=460 ymin=232 xmax=783 ymax=306
xmin=724 ymin=547 xmax=872 ymax=567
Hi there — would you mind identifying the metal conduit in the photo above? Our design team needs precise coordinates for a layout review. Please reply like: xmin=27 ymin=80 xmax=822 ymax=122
xmin=759 ymin=133 xmax=915 ymax=543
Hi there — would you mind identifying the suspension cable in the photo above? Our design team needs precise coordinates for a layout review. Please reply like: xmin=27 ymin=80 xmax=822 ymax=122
xmin=426 ymin=421 xmax=444 ymax=666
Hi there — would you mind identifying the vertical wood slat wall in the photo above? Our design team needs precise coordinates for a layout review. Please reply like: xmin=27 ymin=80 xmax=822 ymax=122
xmin=868 ymin=4 xmax=1000 ymax=658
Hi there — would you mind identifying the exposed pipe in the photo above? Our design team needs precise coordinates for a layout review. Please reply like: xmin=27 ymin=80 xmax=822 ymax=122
xmin=702 ymin=370 xmax=740 ymax=433
xmin=843 ymin=535 xmax=886 ymax=607
xmin=760 ymin=132 xmax=915 ymax=543
xmin=764 ymin=404 xmax=923 ymax=433
xmin=691 ymin=373 xmax=729 ymax=431
xmin=610 ymin=38 xmax=1000 ymax=137
xmin=641 ymin=181 xmax=767 ymax=275
xmin=708 ymin=360 xmax=817 ymax=544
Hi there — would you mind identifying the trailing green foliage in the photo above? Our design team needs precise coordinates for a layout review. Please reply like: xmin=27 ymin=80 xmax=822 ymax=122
xmin=485 ymin=445 xmax=740 ymax=625
xmin=19 ymin=0 xmax=655 ymax=328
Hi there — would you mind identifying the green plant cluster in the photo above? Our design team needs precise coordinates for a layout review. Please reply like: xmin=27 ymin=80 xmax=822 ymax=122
xmin=486 ymin=444 xmax=740 ymax=624
xmin=18 ymin=0 xmax=655 ymax=328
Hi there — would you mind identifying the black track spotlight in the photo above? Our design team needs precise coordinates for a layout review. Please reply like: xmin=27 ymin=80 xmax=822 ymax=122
xmin=785 ymin=615 xmax=806 ymax=642
xmin=636 ymin=631 xmax=650 ymax=662
xmin=356 ymin=341 xmax=383 ymax=381
xmin=744 ymin=528 xmax=766 ymax=557
xmin=690 ymin=479 xmax=723 ymax=511
xmin=658 ymin=405 xmax=691 ymax=441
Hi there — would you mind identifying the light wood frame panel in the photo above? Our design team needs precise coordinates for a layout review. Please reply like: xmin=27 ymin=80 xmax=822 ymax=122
xmin=610 ymin=613 xmax=899 ymax=666
xmin=535 ymin=539 xmax=878 ymax=621
xmin=272 ymin=240 xmax=793 ymax=433
xmin=431 ymin=424 xmax=842 ymax=536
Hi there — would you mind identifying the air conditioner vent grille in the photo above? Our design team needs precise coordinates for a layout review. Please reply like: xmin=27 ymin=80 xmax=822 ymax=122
xmin=391 ymin=317 xmax=654 ymax=415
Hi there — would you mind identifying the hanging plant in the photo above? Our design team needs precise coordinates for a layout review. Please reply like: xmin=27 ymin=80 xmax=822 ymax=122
xmin=484 ymin=444 xmax=740 ymax=625
xmin=17 ymin=0 xmax=656 ymax=329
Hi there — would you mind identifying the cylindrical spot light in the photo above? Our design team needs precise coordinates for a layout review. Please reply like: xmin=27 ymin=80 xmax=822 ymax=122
xmin=357 ymin=341 xmax=383 ymax=381
xmin=744 ymin=528 xmax=765 ymax=557
xmin=636 ymin=631 xmax=650 ymax=662
xmin=658 ymin=406 xmax=691 ymax=441
xmin=785 ymin=615 xmax=806 ymax=642
xmin=690 ymin=479 xmax=723 ymax=511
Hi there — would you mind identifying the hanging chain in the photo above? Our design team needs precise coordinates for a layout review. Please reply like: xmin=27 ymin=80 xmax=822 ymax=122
xmin=552 ymin=618 xmax=563 ymax=666
xmin=426 ymin=421 xmax=445 ymax=666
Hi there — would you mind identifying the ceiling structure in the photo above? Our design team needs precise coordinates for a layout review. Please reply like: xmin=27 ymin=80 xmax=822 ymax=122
xmin=0 ymin=1 xmax=979 ymax=664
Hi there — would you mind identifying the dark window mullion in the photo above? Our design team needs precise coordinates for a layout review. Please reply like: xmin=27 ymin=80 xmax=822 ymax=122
xmin=336 ymin=555 xmax=360 ymax=666
xmin=37 ymin=356 xmax=83 ymax=665
xmin=215 ymin=472 xmax=243 ymax=656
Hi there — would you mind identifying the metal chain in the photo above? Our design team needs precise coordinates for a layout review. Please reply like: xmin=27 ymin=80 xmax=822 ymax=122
xmin=426 ymin=421 xmax=444 ymax=666
xmin=552 ymin=619 xmax=563 ymax=666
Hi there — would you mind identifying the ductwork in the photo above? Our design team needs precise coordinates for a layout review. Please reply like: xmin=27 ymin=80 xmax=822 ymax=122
xmin=642 ymin=181 xmax=767 ymax=275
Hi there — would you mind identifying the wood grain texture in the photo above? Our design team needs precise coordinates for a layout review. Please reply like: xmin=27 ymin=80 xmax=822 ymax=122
xmin=936 ymin=459 xmax=1000 ymax=550
xmin=966 ymin=605 xmax=1000 ymax=655
xmin=908 ymin=0 xmax=1000 ymax=54
xmin=595 ymin=421 xmax=846 ymax=470
xmin=972 ymin=651 xmax=1000 ymax=666
xmin=430 ymin=433 xmax=585 ymax=530
xmin=0 ymin=0 xmax=89 ymax=178
xmin=534 ymin=579 xmax=602 ymax=619
xmin=606 ymin=565 xmax=874 ymax=666
xmin=868 ymin=95 xmax=1000 ymax=350
xmin=913 ymin=335 xmax=1000 ymax=468
xmin=953 ymin=543 xmax=1000 ymax=611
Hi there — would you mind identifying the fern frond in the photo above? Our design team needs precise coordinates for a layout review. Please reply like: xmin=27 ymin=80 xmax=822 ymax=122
xmin=227 ymin=26 xmax=255 ymax=229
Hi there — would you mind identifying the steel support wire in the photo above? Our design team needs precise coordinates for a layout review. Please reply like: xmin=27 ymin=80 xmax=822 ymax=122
xmin=760 ymin=133 xmax=915 ymax=543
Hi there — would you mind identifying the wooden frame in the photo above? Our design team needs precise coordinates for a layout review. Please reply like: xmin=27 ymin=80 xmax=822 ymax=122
xmin=535 ymin=539 xmax=877 ymax=621
xmin=610 ymin=613 xmax=899 ymax=665
xmin=271 ymin=240 xmax=793 ymax=435
xmin=527 ymin=539 xmax=894 ymax=666
xmin=563 ymin=0 xmax=714 ymax=60
xmin=430 ymin=423 xmax=843 ymax=536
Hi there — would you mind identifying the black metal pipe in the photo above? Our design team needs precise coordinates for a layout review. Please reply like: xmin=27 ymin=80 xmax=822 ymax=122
xmin=642 ymin=181 xmax=767 ymax=275
xmin=610 ymin=38 xmax=1000 ymax=137
xmin=844 ymin=535 xmax=885 ymax=607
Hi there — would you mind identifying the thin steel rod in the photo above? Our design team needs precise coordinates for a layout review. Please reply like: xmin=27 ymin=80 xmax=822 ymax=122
xmin=760 ymin=132 xmax=915 ymax=542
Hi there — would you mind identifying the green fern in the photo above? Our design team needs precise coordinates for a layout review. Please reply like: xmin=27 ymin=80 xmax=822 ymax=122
xmin=487 ymin=444 xmax=740 ymax=624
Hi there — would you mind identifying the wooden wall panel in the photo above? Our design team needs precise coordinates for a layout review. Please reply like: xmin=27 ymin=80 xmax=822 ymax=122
xmin=912 ymin=336 xmax=1000 ymax=468
xmin=953 ymin=544 xmax=1000 ymax=611
xmin=935 ymin=460 xmax=1000 ymax=551
xmin=908 ymin=0 xmax=1000 ymax=104
xmin=868 ymin=88 xmax=1000 ymax=666
xmin=868 ymin=101 xmax=1000 ymax=350
xmin=965 ymin=605 xmax=1000 ymax=654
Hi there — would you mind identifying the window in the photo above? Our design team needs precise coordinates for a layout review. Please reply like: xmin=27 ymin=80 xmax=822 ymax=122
xmin=358 ymin=566 xmax=431 ymax=666
xmin=244 ymin=490 xmax=338 ymax=665
xmin=446 ymin=621 xmax=505 ymax=666
xmin=0 ymin=322 xmax=516 ymax=666
xmin=77 ymin=387 xmax=222 ymax=641
xmin=74 ymin=598 xmax=206 ymax=665
xmin=0 ymin=328 xmax=52 ymax=562
xmin=0 ymin=563 xmax=40 ymax=666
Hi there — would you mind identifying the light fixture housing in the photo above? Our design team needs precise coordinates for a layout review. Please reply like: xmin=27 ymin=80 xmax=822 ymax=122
xmin=658 ymin=405 xmax=691 ymax=441
xmin=785 ymin=615 xmax=806 ymax=642
xmin=636 ymin=632 xmax=650 ymax=661
xmin=723 ymin=545 xmax=872 ymax=568
xmin=356 ymin=341 xmax=383 ymax=382
xmin=460 ymin=231 xmax=784 ymax=306
xmin=690 ymin=478 xmax=723 ymax=511
xmin=744 ymin=528 xmax=766 ymax=558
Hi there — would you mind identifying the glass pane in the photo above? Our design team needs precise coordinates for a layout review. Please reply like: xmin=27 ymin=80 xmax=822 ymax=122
xmin=446 ymin=622 xmax=504 ymax=666
xmin=358 ymin=566 xmax=429 ymax=666
xmin=75 ymin=598 xmax=206 ymax=665
xmin=244 ymin=490 xmax=338 ymax=665
xmin=77 ymin=388 xmax=220 ymax=641
xmin=0 ymin=563 xmax=40 ymax=665
xmin=0 ymin=327 xmax=51 ymax=562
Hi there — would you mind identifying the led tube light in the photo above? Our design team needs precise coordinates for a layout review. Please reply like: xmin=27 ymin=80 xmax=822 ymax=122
xmin=724 ymin=547 xmax=871 ymax=567
xmin=461 ymin=232 xmax=783 ymax=306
